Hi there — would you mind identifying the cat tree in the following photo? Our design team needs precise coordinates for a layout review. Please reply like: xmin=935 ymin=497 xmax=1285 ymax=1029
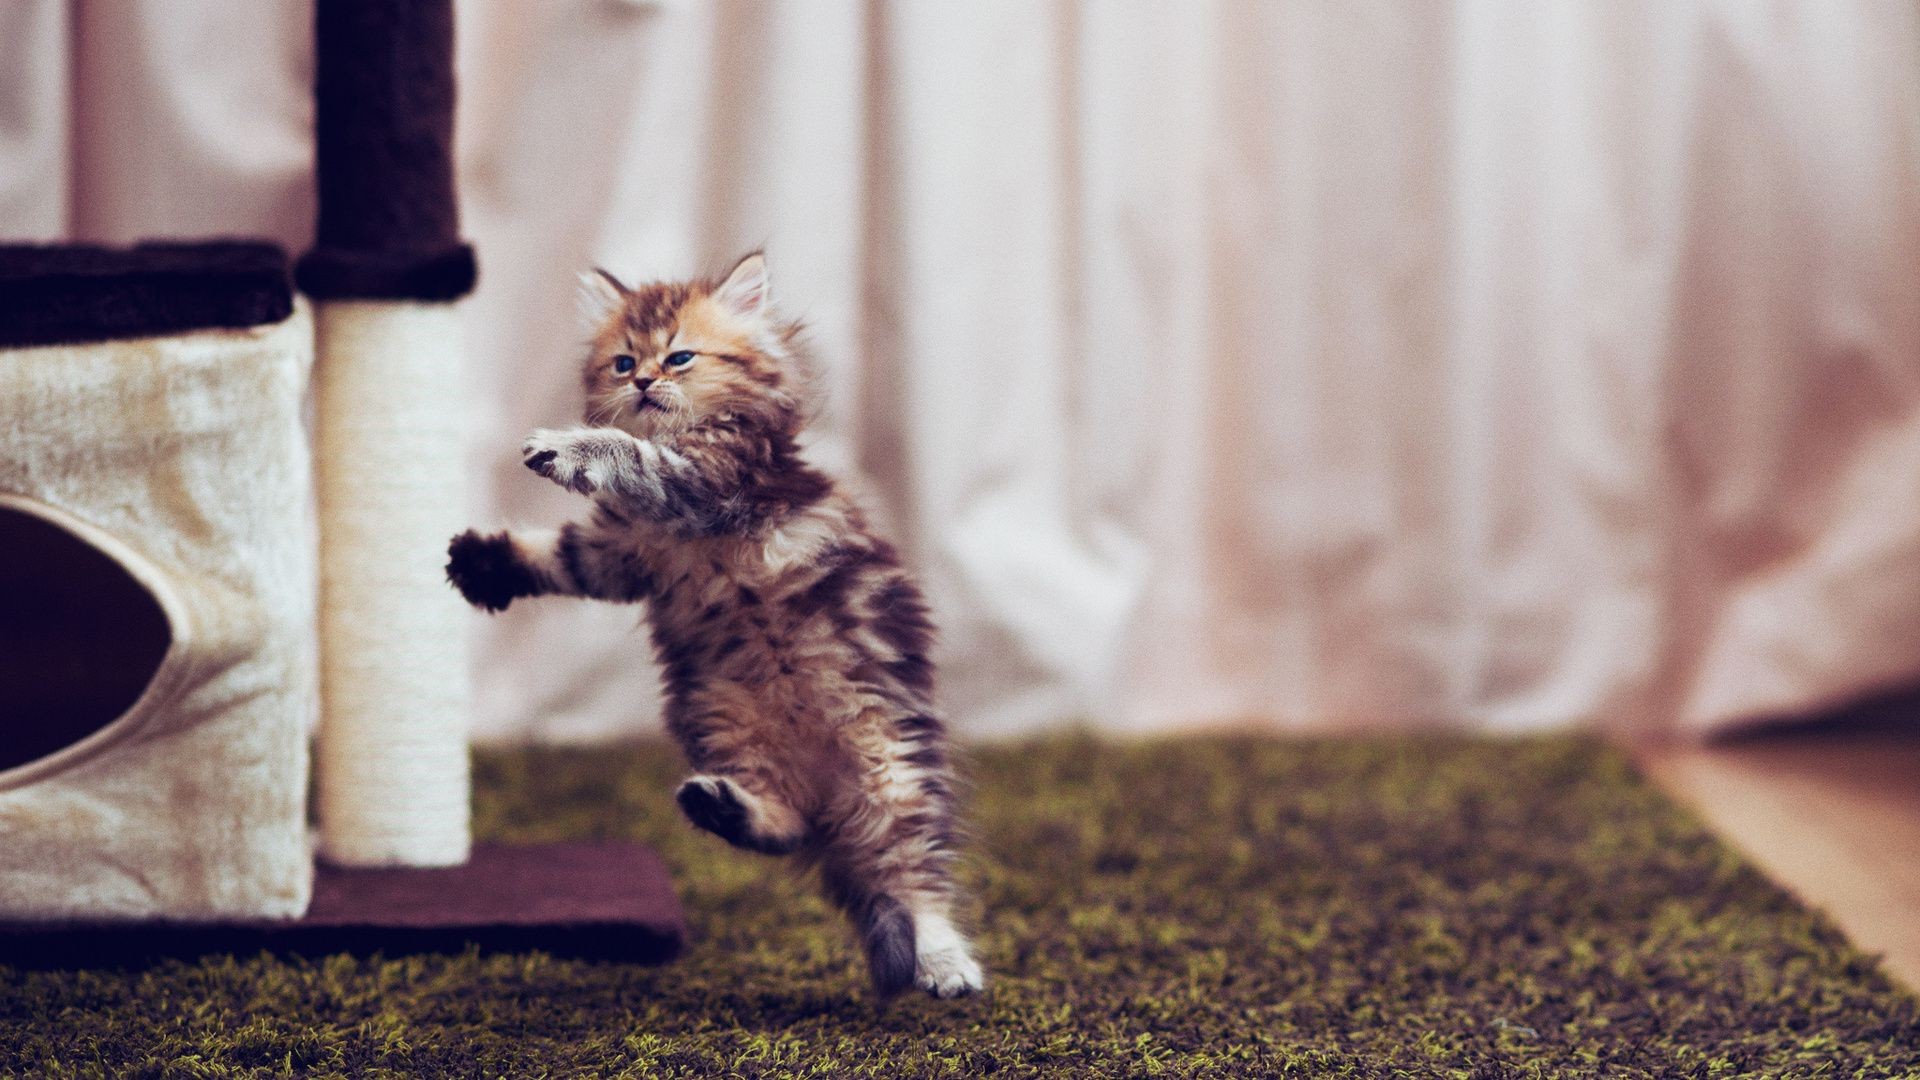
xmin=0 ymin=0 xmax=681 ymax=963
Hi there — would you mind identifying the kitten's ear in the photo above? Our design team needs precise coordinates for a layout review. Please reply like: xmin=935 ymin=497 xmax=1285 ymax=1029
xmin=713 ymin=251 xmax=769 ymax=318
xmin=576 ymin=267 xmax=627 ymax=327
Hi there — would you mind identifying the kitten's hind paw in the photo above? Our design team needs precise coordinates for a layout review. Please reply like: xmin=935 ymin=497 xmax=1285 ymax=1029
xmin=916 ymin=946 xmax=985 ymax=999
xmin=446 ymin=529 xmax=533 ymax=612
xmin=675 ymin=776 xmax=801 ymax=855
xmin=912 ymin=913 xmax=985 ymax=999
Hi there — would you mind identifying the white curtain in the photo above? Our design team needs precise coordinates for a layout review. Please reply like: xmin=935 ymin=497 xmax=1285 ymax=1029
xmin=6 ymin=1 xmax=1920 ymax=740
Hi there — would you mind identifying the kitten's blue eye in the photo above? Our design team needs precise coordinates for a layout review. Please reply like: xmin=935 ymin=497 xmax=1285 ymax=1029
xmin=665 ymin=351 xmax=696 ymax=370
xmin=612 ymin=354 xmax=636 ymax=374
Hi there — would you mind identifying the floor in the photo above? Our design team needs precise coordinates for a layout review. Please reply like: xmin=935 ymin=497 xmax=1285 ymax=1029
xmin=1638 ymin=709 xmax=1920 ymax=991
xmin=16 ymin=734 xmax=1918 ymax=1076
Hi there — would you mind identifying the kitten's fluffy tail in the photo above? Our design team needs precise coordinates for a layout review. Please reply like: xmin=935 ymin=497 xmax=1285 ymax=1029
xmin=860 ymin=894 xmax=917 ymax=998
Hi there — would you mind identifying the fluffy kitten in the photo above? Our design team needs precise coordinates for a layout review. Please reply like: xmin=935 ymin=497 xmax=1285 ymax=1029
xmin=446 ymin=252 xmax=983 ymax=999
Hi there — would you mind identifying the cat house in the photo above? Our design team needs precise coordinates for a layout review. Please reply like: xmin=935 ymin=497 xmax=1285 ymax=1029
xmin=0 ymin=243 xmax=317 ymax=920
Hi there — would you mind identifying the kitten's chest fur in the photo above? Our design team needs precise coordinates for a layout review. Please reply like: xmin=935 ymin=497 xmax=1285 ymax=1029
xmin=597 ymin=490 xmax=934 ymax=751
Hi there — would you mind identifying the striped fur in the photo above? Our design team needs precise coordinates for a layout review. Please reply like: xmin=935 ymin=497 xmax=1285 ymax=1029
xmin=448 ymin=253 xmax=983 ymax=999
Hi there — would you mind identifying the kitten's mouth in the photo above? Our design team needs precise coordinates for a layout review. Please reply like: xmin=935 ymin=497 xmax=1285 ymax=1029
xmin=634 ymin=396 xmax=662 ymax=413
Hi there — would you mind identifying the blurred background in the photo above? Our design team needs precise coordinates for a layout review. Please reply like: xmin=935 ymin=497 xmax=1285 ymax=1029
xmin=5 ymin=0 xmax=1919 ymax=744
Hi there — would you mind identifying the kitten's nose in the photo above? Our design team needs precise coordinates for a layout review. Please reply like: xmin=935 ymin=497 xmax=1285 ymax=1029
xmin=634 ymin=377 xmax=654 ymax=393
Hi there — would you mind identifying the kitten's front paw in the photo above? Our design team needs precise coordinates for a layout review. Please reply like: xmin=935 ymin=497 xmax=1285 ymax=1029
xmin=522 ymin=429 xmax=601 ymax=495
xmin=446 ymin=529 xmax=533 ymax=612
xmin=916 ymin=946 xmax=985 ymax=999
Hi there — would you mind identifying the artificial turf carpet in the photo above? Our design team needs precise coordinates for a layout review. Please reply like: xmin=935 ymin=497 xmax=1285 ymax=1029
xmin=3 ymin=735 xmax=1917 ymax=1078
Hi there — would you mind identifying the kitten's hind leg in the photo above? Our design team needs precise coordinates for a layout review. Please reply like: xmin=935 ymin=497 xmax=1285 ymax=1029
xmin=820 ymin=732 xmax=985 ymax=999
xmin=820 ymin=861 xmax=983 ymax=1000
xmin=675 ymin=774 xmax=806 ymax=856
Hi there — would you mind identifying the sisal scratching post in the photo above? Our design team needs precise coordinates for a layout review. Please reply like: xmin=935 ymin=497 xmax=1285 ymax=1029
xmin=300 ymin=0 xmax=476 ymax=867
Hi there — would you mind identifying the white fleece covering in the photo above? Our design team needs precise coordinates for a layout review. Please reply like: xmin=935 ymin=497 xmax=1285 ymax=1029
xmin=0 ymin=307 xmax=317 ymax=921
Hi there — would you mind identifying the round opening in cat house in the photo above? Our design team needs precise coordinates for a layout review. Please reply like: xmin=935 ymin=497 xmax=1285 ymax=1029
xmin=0 ymin=499 xmax=178 ymax=776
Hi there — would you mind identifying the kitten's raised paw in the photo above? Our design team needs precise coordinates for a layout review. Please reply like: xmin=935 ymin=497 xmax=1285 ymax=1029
xmin=446 ymin=529 xmax=532 ymax=612
xmin=916 ymin=946 xmax=985 ymax=999
xmin=675 ymin=776 xmax=800 ymax=855
xmin=676 ymin=775 xmax=751 ymax=840
xmin=522 ymin=429 xmax=598 ymax=495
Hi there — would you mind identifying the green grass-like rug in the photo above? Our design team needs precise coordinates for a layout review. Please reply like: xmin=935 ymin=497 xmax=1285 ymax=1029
xmin=3 ymin=735 xmax=1916 ymax=1077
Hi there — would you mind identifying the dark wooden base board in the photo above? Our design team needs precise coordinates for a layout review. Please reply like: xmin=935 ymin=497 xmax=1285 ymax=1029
xmin=0 ymin=841 xmax=685 ymax=969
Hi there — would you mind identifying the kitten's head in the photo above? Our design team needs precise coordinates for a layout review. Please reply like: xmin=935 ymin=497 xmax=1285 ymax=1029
xmin=576 ymin=252 xmax=810 ymax=438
